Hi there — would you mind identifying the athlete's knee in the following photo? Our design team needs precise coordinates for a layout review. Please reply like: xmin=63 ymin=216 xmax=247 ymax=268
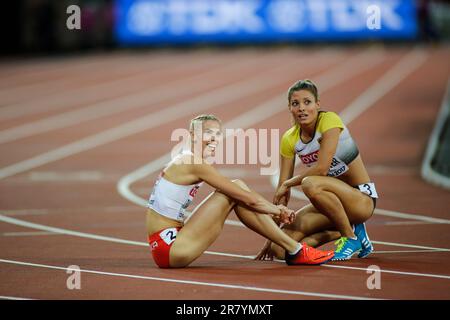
xmin=297 ymin=217 xmax=314 ymax=236
xmin=301 ymin=176 xmax=323 ymax=199
xmin=231 ymin=179 xmax=250 ymax=191
xmin=170 ymin=248 xmax=194 ymax=268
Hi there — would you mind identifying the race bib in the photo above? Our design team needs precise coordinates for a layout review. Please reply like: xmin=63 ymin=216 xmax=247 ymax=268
xmin=358 ymin=183 xmax=378 ymax=198
xmin=159 ymin=228 xmax=178 ymax=246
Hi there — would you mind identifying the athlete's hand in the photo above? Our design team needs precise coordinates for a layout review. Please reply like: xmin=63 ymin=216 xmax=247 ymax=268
xmin=273 ymin=183 xmax=290 ymax=206
xmin=255 ymin=240 xmax=274 ymax=261
xmin=277 ymin=205 xmax=295 ymax=224
xmin=275 ymin=190 xmax=290 ymax=206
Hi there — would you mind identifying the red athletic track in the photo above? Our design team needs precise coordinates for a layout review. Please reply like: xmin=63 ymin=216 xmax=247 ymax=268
xmin=0 ymin=46 xmax=449 ymax=300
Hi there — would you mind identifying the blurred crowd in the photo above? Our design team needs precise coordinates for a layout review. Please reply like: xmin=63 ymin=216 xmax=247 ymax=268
xmin=3 ymin=0 xmax=114 ymax=55
xmin=2 ymin=0 xmax=449 ymax=55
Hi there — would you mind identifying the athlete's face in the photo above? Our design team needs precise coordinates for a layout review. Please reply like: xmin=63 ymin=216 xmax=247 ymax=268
xmin=289 ymin=90 xmax=320 ymax=127
xmin=200 ymin=120 xmax=222 ymax=158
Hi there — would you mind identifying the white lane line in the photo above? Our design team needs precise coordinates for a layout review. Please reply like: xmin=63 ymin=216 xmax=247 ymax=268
xmin=368 ymin=240 xmax=449 ymax=251
xmin=322 ymin=264 xmax=450 ymax=280
xmin=0 ymin=214 xmax=448 ymax=281
xmin=0 ymin=206 xmax=142 ymax=217
xmin=28 ymin=171 xmax=103 ymax=182
xmin=117 ymin=48 xmax=387 ymax=207
xmin=383 ymin=221 xmax=433 ymax=226
xmin=0 ymin=54 xmax=272 ymax=144
xmin=374 ymin=208 xmax=450 ymax=224
xmin=0 ymin=258 xmax=381 ymax=300
xmin=270 ymin=49 xmax=450 ymax=225
xmin=0 ymin=214 xmax=147 ymax=247
xmin=338 ymin=49 xmax=429 ymax=124
xmin=2 ymin=231 xmax=58 ymax=237
xmin=264 ymin=258 xmax=450 ymax=280
xmin=0 ymin=54 xmax=306 ymax=180
xmin=0 ymin=209 xmax=50 ymax=216
xmin=0 ymin=295 xmax=34 ymax=300
xmin=370 ymin=250 xmax=447 ymax=254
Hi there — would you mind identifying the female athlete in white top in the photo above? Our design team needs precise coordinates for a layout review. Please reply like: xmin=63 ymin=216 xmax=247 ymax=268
xmin=256 ymin=79 xmax=377 ymax=262
xmin=146 ymin=114 xmax=334 ymax=268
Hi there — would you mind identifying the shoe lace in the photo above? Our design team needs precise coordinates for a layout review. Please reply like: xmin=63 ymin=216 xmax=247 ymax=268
xmin=335 ymin=237 xmax=348 ymax=253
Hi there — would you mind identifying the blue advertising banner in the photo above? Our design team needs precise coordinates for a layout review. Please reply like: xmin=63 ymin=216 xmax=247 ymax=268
xmin=115 ymin=0 xmax=418 ymax=44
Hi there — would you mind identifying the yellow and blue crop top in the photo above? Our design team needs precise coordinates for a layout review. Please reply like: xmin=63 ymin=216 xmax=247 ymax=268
xmin=280 ymin=111 xmax=359 ymax=177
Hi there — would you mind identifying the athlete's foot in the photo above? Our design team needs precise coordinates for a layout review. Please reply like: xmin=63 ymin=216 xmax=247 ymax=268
xmin=285 ymin=243 xmax=334 ymax=265
xmin=354 ymin=223 xmax=374 ymax=258
xmin=331 ymin=237 xmax=362 ymax=261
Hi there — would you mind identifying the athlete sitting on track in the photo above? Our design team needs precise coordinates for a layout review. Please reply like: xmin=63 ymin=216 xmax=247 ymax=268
xmin=146 ymin=114 xmax=334 ymax=268
xmin=256 ymin=79 xmax=376 ymax=262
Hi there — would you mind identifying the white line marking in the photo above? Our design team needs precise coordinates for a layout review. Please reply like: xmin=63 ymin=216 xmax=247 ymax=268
xmin=263 ymin=257 xmax=450 ymax=280
xmin=0 ymin=295 xmax=34 ymax=300
xmin=369 ymin=240 xmax=449 ymax=251
xmin=0 ymin=258 xmax=380 ymax=300
xmin=383 ymin=221 xmax=433 ymax=226
xmin=2 ymin=231 xmax=58 ymax=237
xmin=0 ymin=214 xmax=147 ymax=247
xmin=322 ymin=264 xmax=450 ymax=280
xmin=373 ymin=208 xmax=450 ymax=225
xmin=28 ymin=171 xmax=103 ymax=182
xmin=0 ymin=214 xmax=448 ymax=281
xmin=0 ymin=206 xmax=142 ymax=217
xmin=0 ymin=209 xmax=49 ymax=216
xmin=370 ymin=250 xmax=447 ymax=254
xmin=338 ymin=49 xmax=429 ymax=124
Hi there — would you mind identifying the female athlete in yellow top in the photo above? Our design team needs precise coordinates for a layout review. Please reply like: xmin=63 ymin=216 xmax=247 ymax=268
xmin=146 ymin=114 xmax=334 ymax=268
xmin=257 ymin=79 xmax=376 ymax=261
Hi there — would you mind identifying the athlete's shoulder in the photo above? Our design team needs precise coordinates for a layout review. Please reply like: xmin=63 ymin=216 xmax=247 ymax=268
xmin=319 ymin=110 xmax=342 ymax=121
xmin=280 ymin=125 xmax=299 ymax=159
xmin=317 ymin=111 xmax=344 ymax=133
xmin=282 ymin=124 xmax=300 ymax=139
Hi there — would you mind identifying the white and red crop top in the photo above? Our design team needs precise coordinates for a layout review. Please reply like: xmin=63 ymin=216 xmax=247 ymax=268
xmin=147 ymin=171 xmax=203 ymax=222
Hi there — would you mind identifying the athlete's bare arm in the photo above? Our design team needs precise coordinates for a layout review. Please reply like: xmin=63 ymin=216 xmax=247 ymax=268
xmin=191 ymin=162 xmax=293 ymax=222
xmin=275 ymin=155 xmax=295 ymax=205
xmin=274 ymin=128 xmax=341 ymax=203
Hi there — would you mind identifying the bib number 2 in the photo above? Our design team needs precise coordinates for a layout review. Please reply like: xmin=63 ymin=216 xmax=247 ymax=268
xmin=358 ymin=183 xmax=378 ymax=198
xmin=159 ymin=228 xmax=178 ymax=246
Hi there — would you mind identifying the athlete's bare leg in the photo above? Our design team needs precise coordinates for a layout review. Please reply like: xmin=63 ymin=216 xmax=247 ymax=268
xmin=301 ymin=176 xmax=373 ymax=238
xmin=170 ymin=180 xmax=299 ymax=267
xmin=269 ymin=187 xmax=370 ymax=260
xmin=302 ymin=230 xmax=341 ymax=248
xmin=270 ymin=204 xmax=337 ymax=259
